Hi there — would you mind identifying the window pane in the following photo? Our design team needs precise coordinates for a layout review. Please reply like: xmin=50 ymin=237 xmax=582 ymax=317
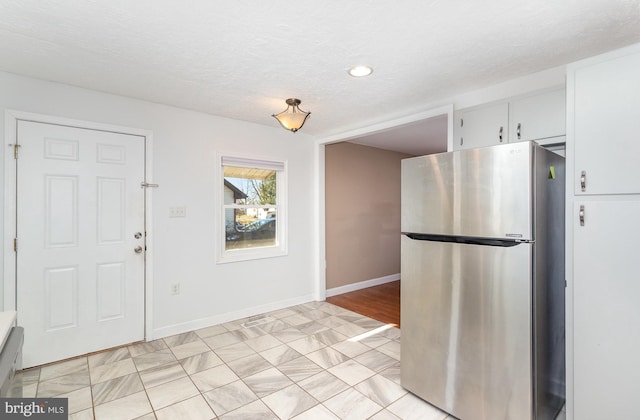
xmin=224 ymin=167 xmax=277 ymax=206
xmin=226 ymin=210 xmax=277 ymax=250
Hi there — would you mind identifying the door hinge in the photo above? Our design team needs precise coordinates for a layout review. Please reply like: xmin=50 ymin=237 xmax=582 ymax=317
xmin=13 ymin=238 xmax=17 ymax=252
xmin=140 ymin=182 xmax=159 ymax=189
xmin=9 ymin=144 xmax=21 ymax=159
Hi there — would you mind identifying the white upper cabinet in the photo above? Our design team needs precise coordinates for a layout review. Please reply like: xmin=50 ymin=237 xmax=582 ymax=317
xmin=509 ymin=88 xmax=566 ymax=143
xmin=454 ymin=102 xmax=509 ymax=150
xmin=570 ymin=48 xmax=640 ymax=195
xmin=454 ymin=88 xmax=566 ymax=151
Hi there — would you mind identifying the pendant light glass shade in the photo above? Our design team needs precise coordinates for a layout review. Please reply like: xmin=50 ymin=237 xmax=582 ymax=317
xmin=272 ymin=98 xmax=310 ymax=132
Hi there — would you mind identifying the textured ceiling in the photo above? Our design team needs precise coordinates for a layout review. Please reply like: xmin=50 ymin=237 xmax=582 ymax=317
xmin=1 ymin=0 xmax=639 ymax=148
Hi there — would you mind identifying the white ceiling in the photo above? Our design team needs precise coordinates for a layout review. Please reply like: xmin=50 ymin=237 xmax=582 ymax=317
xmin=1 ymin=0 xmax=639 ymax=154
xmin=349 ymin=115 xmax=448 ymax=156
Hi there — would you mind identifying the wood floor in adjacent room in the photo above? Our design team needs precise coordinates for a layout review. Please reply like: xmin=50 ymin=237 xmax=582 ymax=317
xmin=326 ymin=280 xmax=400 ymax=327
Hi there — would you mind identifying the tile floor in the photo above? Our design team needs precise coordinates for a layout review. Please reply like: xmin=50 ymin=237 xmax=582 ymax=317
xmin=9 ymin=301 xmax=567 ymax=420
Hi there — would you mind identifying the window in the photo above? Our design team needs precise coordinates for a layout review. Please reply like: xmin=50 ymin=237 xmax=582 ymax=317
xmin=219 ymin=155 xmax=287 ymax=262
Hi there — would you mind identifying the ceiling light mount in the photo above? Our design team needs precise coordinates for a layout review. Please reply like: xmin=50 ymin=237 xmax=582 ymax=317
xmin=272 ymin=98 xmax=311 ymax=133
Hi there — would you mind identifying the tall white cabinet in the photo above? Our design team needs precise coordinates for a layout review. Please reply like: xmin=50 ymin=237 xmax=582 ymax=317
xmin=566 ymin=43 xmax=640 ymax=419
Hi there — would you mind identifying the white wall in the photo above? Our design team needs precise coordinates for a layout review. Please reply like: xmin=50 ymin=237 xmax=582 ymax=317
xmin=0 ymin=71 xmax=316 ymax=338
xmin=450 ymin=65 xmax=566 ymax=110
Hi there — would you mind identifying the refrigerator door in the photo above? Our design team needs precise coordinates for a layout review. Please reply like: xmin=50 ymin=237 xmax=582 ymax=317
xmin=401 ymin=142 xmax=534 ymax=240
xmin=401 ymin=235 xmax=533 ymax=420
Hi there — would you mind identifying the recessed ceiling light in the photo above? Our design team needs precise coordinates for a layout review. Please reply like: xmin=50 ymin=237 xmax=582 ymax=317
xmin=348 ymin=65 xmax=373 ymax=77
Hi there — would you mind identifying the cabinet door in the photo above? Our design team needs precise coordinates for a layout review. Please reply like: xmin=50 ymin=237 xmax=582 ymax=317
xmin=573 ymin=200 xmax=640 ymax=419
xmin=455 ymin=102 xmax=508 ymax=150
xmin=571 ymin=48 xmax=640 ymax=195
xmin=509 ymin=88 xmax=565 ymax=143
xmin=452 ymin=109 xmax=463 ymax=151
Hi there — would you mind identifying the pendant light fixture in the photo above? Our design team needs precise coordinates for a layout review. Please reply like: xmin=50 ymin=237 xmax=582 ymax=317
xmin=272 ymin=98 xmax=310 ymax=133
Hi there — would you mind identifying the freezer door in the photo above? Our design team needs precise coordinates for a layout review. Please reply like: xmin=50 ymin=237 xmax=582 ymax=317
xmin=401 ymin=142 xmax=534 ymax=240
xmin=400 ymin=235 xmax=533 ymax=420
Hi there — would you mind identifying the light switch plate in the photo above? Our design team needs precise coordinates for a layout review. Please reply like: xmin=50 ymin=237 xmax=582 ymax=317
xmin=169 ymin=206 xmax=186 ymax=218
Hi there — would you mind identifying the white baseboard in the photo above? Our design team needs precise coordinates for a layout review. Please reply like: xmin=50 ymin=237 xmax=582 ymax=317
xmin=325 ymin=273 xmax=400 ymax=298
xmin=153 ymin=274 xmax=401 ymax=339
xmin=152 ymin=293 xmax=315 ymax=340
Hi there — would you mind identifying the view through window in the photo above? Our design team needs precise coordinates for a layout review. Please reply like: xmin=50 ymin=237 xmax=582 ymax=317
xmin=222 ymin=157 xmax=285 ymax=256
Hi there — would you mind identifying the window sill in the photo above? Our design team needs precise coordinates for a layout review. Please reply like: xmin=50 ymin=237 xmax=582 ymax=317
xmin=216 ymin=246 xmax=288 ymax=264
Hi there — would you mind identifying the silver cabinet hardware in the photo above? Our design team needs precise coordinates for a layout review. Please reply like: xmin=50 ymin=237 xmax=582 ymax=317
xmin=579 ymin=205 xmax=585 ymax=226
xmin=517 ymin=123 xmax=521 ymax=139
xmin=580 ymin=171 xmax=586 ymax=192
xmin=134 ymin=232 xmax=142 ymax=239
xmin=460 ymin=137 xmax=464 ymax=146
xmin=499 ymin=126 xmax=503 ymax=142
xmin=134 ymin=246 xmax=143 ymax=254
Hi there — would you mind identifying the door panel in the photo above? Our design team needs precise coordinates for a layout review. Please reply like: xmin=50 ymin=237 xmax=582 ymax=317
xmin=401 ymin=235 xmax=532 ymax=420
xmin=96 ymin=262 xmax=126 ymax=321
xmin=573 ymin=200 xmax=640 ymax=419
xmin=456 ymin=102 xmax=509 ymax=150
xmin=16 ymin=120 xmax=145 ymax=367
xmin=97 ymin=177 xmax=126 ymax=244
xmin=45 ymin=266 xmax=78 ymax=330
xmin=45 ymin=175 xmax=79 ymax=247
xmin=573 ymin=49 xmax=640 ymax=195
xmin=509 ymin=88 xmax=566 ymax=143
xmin=401 ymin=142 xmax=533 ymax=240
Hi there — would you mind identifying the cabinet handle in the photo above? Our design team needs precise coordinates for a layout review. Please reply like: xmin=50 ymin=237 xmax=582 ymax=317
xmin=579 ymin=205 xmax=585 ymax=226
xmin=460 ymin=137 xmax=464 ymax=146
xmin=499 ymin=126 xmax=503 ymax=142
xmin=580 ymin=170 xmax=586 ymax=192
xmin=517 ymin=123 xmax=521 ymax=139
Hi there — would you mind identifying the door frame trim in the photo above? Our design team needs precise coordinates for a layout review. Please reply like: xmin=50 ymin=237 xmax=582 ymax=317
xmin=3 ymin=110 xmax=155 ymax=342
xmin=312 ymin=104 xmax=454 ymax=301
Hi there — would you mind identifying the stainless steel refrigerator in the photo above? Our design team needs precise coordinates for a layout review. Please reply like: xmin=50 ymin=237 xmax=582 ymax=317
xmin=400 ymin=141 xmax=565 ymax=420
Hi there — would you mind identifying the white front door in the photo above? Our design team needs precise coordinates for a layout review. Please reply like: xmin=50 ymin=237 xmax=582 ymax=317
xmin=16 ymin=120 xmax=146 ymax=368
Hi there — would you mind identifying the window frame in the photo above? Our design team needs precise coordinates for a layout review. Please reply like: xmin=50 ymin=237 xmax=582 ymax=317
xmin=217 ymin=153 xmax=288 ymax=263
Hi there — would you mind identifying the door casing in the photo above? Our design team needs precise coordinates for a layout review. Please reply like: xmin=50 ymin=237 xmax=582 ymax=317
xmin=3 ymin=110 xmax=155 ymax=343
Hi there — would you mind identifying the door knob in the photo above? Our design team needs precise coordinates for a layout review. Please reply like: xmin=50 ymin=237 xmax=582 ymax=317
xmin=134 ymin=246 xmax=143 ymax=254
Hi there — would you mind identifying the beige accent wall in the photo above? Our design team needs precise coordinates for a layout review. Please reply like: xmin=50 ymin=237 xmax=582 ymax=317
xmin=325 ymin=142 xmax=414 ymax=290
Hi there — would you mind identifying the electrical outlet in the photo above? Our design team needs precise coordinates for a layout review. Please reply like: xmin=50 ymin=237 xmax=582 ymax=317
xmin=171 ymin=284 xmax=180 ymax=295
xmin=169 ymin=207 xmax=186 ymax=218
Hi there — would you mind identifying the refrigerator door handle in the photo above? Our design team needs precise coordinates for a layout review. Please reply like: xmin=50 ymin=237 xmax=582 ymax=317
xmin=404 ymin=232 xmax=523 ymax=247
